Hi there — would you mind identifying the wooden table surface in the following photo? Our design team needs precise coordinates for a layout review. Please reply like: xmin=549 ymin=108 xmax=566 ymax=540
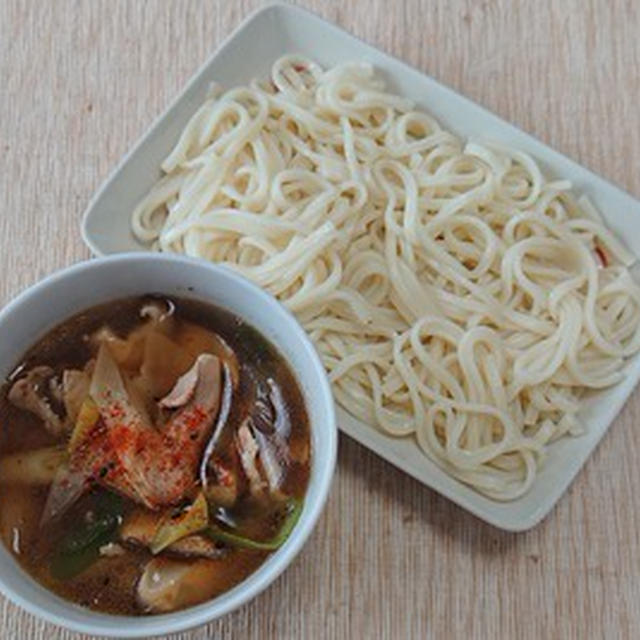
xmin=2 ymin=1 xmax=640 ymax=638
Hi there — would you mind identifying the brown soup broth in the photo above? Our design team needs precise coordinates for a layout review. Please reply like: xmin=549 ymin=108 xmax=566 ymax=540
xmin=0 ymin=296 xmax=311 ymax=615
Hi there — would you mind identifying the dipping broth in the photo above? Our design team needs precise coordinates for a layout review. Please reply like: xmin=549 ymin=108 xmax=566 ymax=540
xmin=0 ymin=296 xmax=311 ymax=614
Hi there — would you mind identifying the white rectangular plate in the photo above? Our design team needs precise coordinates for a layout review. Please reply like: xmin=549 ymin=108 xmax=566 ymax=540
xmin=82 ymin=3 xmax=640 ymax=531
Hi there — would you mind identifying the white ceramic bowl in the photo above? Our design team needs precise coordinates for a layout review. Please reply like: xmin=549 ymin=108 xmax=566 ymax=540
xmin=0 ymin=253 xmax=337 ymax=637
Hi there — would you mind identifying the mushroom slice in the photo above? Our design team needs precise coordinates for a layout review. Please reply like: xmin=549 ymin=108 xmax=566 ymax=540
xmin=174 ymin=322 xmax=240 ymax=388
xmin=252 ymin=381 xmax=291 ymax=492
xmin=137 ymin=557 xmax=226 ymax=613
xmin=166 ymin=535 xmax=224 ymax=559
xmin=8 ymin=366 xmax=65 ymax=436
xmin=140 ymin=299 xmax=175 ymax=332
xmin=158 ymin=361 xmax=200 ymax=409
xmin=236 ymin=420 xmax=266 ymax=496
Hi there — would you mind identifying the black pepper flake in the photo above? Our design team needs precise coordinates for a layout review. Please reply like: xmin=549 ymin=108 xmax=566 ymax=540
xmin=170 ymin=498 xmax=191 ymax=518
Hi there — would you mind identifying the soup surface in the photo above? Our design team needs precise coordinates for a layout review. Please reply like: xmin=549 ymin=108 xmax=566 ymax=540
xmin=0 ymin=296 xmax=310 ymax=614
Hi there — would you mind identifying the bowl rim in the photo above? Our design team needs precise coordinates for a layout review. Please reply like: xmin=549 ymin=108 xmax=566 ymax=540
xmin=0 ymin=252 xmax=337 ymax=637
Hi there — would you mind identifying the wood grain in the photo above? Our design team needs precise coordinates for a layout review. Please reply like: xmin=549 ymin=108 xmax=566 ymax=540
xmin=1 ymin=1 xmax=640 ymax=638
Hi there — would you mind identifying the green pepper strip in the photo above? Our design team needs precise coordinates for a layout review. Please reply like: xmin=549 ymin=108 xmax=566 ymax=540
xmin=206 ymin=499 xmax=302 ymax=551
xmin=49 ymin=492 xmax=123 ymax=580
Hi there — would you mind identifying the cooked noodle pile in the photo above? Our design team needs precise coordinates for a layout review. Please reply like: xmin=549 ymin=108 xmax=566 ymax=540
xmin=132 ymin=56 xmax=640 ymax=499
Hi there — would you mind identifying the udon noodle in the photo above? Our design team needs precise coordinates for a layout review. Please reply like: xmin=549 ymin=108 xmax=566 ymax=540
xmin=132 ymin=56 xmax=640 ymax=500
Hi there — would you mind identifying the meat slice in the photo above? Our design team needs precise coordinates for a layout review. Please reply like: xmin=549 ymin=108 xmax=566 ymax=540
xmin=8 ymin=366 xmax=65 ymax=436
